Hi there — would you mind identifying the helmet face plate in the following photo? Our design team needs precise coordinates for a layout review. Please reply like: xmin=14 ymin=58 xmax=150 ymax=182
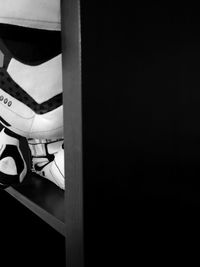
xmin=0 ymin=54 xmax=63 ymax=139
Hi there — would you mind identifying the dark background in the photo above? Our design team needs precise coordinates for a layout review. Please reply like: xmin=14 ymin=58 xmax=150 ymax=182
xmin=0 ymin=190 xmax=66 ymax=266
xmin=82 ymin=2 xmax=200 ymax=266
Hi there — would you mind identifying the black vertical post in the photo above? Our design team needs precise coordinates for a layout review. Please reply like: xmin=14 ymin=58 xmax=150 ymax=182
xmin=61 ymin=0 xmax=83 ymax=266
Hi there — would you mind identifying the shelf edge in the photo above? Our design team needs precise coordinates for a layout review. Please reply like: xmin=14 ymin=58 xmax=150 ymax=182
xmin=5 ymin=187 xmax=66 ymax=237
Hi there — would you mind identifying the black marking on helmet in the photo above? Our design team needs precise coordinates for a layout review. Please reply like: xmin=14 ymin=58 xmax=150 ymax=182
xmin=0 ymin=116 xmax=11 ymax=127
xmin=0 ymin=67 xmax=62 ymax=114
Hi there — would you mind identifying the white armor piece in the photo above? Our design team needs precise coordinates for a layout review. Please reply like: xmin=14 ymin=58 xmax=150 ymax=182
xmin=28 ymin=138 xmax=65 ymax=190
xmin=0 ymin=54 xmax=63 ymax=139
xmin=0 ymin=0 xmax=61 ymax=31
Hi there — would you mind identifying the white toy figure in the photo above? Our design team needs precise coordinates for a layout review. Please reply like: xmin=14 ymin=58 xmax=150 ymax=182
xmin=0 ymin=0 xmax=65 ymax=190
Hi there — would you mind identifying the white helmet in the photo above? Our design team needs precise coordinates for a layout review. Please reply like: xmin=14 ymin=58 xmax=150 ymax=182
xmin=0 ymin=0 xmax=61 ymax=31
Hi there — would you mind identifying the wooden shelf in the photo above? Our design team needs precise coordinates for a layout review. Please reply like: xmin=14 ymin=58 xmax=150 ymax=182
xmin=5 ymin=171 xmax=65 ymax=236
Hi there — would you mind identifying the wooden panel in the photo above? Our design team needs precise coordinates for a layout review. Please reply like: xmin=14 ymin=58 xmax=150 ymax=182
xmin=62 ymin=0 xmax=84 ymax=265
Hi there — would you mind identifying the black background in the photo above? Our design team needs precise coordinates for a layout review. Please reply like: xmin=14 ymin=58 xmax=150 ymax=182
xmin=82 ymin=2 xmax=200 ymax=266
xmin=0 ymin=190 xmax=66 ymax=266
